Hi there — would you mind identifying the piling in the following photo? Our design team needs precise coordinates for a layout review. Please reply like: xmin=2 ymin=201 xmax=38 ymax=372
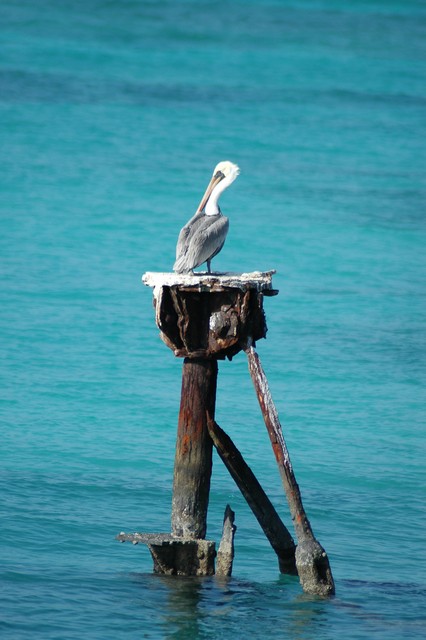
xmin=116 ymin=270 xmax=335 ymax=595
xmin=171 ymin=357 xmax=217 ymax=539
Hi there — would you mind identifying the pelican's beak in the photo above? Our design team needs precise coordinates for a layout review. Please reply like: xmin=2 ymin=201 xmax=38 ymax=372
xmin=196 ymin=171 xmax=225 ymax=212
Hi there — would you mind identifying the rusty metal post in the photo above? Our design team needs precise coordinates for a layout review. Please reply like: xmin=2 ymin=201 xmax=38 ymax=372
xmin=246 ymin=344 xmax=335 ymax=596
xmin=171 ymin=357 xmax=218 ymax=539
xmin=207 ymin=418 xmax=297 ymax=574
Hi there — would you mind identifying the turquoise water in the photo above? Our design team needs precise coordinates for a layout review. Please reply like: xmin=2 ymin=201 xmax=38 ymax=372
xmin=1 ymin=0 xmax=425 ymax=637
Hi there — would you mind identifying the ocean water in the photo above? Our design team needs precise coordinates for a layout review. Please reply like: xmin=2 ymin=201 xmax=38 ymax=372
xmin=1 ymin=0 xmax=425 ymax=637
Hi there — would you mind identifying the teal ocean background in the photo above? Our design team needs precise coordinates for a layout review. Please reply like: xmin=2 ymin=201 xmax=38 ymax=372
xmin=1 ymin=0 xmax=425 ymax=638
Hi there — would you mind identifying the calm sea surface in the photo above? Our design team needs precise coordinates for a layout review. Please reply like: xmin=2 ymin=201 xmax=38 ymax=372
xmin=1 ymin=0 xmax=425 ymax=638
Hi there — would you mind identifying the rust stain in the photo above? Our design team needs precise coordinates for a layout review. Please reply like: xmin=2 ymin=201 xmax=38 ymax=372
xmin=272 ymin=441 xmax=284 ymax=464
xmin=181 ymin=433 xmax=190 ymax=456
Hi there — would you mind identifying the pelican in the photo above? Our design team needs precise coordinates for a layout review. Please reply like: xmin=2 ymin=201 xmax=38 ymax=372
xmin=173 ymin=161 xmax=240 ymax=274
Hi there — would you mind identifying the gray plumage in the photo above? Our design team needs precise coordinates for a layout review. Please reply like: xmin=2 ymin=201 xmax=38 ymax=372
xmin=173 ymin=211 xmax=229 ymax=274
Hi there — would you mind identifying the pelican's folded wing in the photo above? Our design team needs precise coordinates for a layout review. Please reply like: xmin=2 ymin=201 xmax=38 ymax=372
xmin=185 ymin=215 xmax=229 ymax=270
xmin=174 ymin=213 xmax=205 ymax=272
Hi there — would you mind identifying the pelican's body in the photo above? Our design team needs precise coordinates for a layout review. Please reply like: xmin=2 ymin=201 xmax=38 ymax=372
xmin=173 ymin=161 xmax=240 ymax=274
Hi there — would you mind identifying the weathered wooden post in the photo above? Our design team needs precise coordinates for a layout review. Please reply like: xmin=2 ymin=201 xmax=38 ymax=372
xmin=216 ymin=505 xmax=236 ymax=577
xmin=207 ymin=418 xmax=297 ymax=575
xmin=171 ymin=357 xmax=217 ymax=539
xmin=117 ymin=270 xmax=334 ymax=595
xmin=246 ymin=343 xmax=335 ymax=596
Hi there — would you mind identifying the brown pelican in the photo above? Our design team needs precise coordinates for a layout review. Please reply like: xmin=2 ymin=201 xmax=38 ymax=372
xmin=173 ymin=161 xmax=240 ymax=274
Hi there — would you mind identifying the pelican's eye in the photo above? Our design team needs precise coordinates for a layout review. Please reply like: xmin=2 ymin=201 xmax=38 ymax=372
xmin=214 ymin=170 xmax=225 ymax=180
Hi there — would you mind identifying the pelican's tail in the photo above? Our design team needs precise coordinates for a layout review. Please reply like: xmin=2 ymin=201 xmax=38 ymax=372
xmin=173 ymin=255 xmax=192 ymax=274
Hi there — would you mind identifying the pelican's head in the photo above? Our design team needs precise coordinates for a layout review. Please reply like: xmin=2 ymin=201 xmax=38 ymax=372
xmin=213 ymin=161 xmax=240 ymax=184
xmin=197 ymin=161 xmax=240 ymax=214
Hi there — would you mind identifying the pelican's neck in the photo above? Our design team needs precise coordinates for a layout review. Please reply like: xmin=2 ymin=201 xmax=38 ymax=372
xmin=205 ymin=176 xmax=232 ymax=216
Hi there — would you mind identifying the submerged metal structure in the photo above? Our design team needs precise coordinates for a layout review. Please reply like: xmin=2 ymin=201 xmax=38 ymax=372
xmin=117 ymin=271 xmax=334 ymax=596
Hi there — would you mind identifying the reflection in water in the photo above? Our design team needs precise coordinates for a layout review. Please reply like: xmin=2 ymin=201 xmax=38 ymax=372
xmin=159 ymin=575 xmax=205 ymax=639
xmin=286 ymin=590 xmax=333 ymax=639
xmin=127 ymin=573 xmax=422 ymax=639
xmin=129 ymin=572 xmax=337 ymax=639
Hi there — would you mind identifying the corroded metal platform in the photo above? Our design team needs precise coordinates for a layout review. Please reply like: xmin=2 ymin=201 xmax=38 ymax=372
xmin=142 ymin=271 xmax=278 ymax=359
xmin=142 ymin=270 xmax=278 ymax=293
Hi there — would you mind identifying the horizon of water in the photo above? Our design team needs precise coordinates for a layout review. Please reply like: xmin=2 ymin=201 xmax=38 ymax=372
xmin=1 ymin=0 xmax=425 ymax=638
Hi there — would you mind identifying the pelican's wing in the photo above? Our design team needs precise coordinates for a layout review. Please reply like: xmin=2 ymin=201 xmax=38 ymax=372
xmin=185 ymin=215 xmax=229 ymax=270
xmin=175 ymin=211 xmax=204 ymax=260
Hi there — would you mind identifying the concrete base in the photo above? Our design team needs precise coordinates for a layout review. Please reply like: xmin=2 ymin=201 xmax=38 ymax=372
xmin=116 ymin=532 xmax=216 ymax=576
